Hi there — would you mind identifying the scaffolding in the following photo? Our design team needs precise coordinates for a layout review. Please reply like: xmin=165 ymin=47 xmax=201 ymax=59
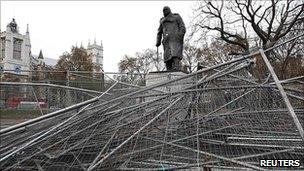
xmin=0 ymin=34 xmax=303 ymax=170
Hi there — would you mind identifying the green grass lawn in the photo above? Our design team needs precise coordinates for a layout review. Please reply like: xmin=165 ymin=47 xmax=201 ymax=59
xmin=0 ymin=109 xmax=50 ymax=119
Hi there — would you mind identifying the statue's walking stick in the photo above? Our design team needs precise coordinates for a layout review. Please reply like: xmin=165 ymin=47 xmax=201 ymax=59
xmin=157 ymin=47 xmax=159 ymax=60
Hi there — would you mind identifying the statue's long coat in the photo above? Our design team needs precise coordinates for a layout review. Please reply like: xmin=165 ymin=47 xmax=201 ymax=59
xmin=157 ymin=13 xmax=186 ymax=62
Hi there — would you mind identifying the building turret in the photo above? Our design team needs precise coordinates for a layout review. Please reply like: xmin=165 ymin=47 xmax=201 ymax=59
xmin=38 ymin=49 xmax=44 ymax=66
xmin=26 ymin=24 xmax=30 ymax=36
xmin=38 ymin=49 xmax=43 ymax=59
xmin=26 ymin=24 xmax=29 ymax=33
xmin=6 ymin=18 xmax=19 ymax=33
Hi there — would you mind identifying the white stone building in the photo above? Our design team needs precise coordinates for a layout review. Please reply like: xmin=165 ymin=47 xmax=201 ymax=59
xmin=0 ymin=19 xmax=31 ymax=75
xmin=1 ymin=18 xmax=102 ymax=77
xmin=0 ymin=19 xmax=57 ymax=77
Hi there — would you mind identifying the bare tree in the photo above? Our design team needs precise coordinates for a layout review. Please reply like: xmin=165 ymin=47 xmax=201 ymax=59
xmin=118 ymin=49 xmax=166 ymax=81
xmin=118 ymin=55 xmax=138 ymax=73
xmin=199 ymin=39 xmax=242 ymax=66
xmin=271 ymin=16 xmax=304 ymax=79
xmin=135 ymin=49 xmax=165 ymax=72
xmin=193 ymin=0 xmax=303 ymax=54
xmin=147 ymin=49 xmax=165 ymax=72
xmin=117 ymin=55 xmax=140 ymax=84
xmin=117 ymin=49 xmax=164 ymax=85
xmin=182 ymin=44 xmax=203 ymax=73
xmin=189 ymin=0 xmax=303 ymax=81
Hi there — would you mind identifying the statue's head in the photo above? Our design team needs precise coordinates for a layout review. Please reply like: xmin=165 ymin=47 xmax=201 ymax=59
xmin=163 ymin=6 xmax=171 ymax=17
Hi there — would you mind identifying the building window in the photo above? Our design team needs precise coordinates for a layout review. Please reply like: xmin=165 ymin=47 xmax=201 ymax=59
xmin=13 ymin=38 xmax=22 ymax=60
xmin=0 ymin=37 xmax=5 ymax=61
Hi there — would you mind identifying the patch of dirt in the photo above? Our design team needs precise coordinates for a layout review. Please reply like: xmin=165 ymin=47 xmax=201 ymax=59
xmin=0 ymin=118 xmax=32 ymax=129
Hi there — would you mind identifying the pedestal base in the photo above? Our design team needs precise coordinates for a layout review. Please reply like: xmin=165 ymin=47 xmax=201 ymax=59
xmin=146 ymin=71 xmax=187 ymax=93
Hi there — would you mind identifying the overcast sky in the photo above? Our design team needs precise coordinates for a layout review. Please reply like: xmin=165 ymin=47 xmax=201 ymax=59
xmin=1 ymin=1 xmax=197 ymax=72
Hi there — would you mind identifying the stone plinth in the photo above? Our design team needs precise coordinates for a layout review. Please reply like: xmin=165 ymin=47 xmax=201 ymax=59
xmin=146 ymin=71 xmax=188 ymax=93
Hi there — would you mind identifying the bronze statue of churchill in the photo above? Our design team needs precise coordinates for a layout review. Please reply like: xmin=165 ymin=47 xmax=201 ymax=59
xmin=156 ymin=6 xmax=186 ymax=71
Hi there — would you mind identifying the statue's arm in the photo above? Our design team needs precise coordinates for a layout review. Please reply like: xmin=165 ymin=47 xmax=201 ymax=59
xmin=177 ymin=14 xmax=186 ymax=35
xmin=156 ymin=21 xmax=163 ymax=47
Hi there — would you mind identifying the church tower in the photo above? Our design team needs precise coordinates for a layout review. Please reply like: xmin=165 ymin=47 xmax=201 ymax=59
xmin=87 ymin=38 xmax=103 ymax=73
xmin=0 ymin=18 xmax=31 ymax=77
